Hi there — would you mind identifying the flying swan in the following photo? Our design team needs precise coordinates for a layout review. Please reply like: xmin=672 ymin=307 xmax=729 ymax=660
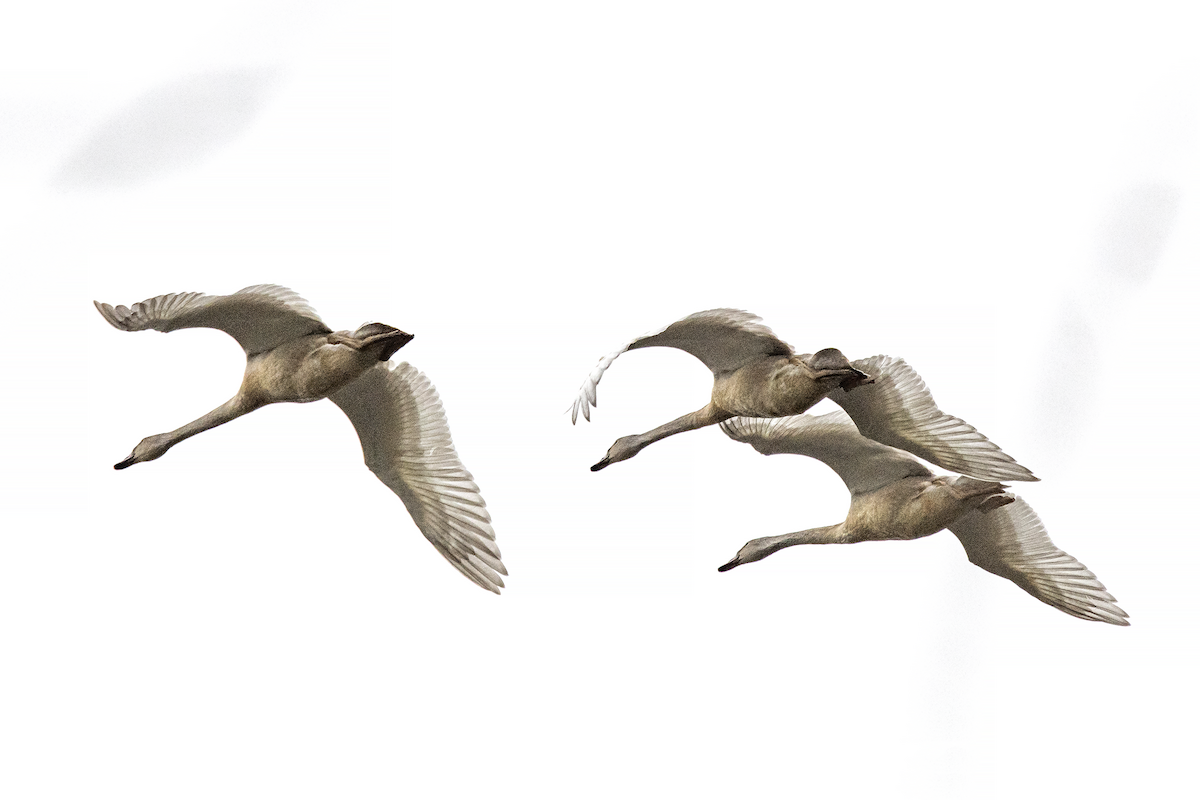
xmin=95 ymin=285 xmax=506 ymax=594
xmin=570 ymin=309 xmax=1037 ymax=482
xmin=717 ymin=411 xmax=1127 ymax=625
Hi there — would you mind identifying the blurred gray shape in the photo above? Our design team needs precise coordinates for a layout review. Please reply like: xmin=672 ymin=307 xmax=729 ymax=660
xmin=1033 ymin=300 xmax=1098 ymax=459
xmin=1096 ymin=182 xmax=1180 ymax=287
xmin=1034 ymin=182 xmax=1179 ymax=459
xmin=55 ymin=68 xmax=279 ymax=189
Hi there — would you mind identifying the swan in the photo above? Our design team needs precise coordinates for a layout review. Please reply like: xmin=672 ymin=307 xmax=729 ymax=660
xmin=717 ymin=411 xmax=1127 ymax=625
xmin=571 ymin=309 xmax=1037 ymax=481
xmin=95 ymin=284 xmax=507 ymax=594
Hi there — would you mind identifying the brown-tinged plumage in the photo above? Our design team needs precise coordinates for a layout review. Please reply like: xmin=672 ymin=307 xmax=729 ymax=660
xmin=95 ymin=285 xmax=506 ymax=593
xmin=571 ymin=310 xmax=1036 ymax=481
xmin=718 ymin=411 xmax=1126 ymax=625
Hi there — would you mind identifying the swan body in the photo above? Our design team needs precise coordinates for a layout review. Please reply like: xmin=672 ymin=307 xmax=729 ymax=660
xmin=572 ymin=310 xmax=871 ymax=470
xmin=572 ymin=309 xmax=1036 ymax=482
xmin=95 ymin=285 xmax=506 ymax=594
xmin=718 ymin=412 xmax=1127 ymax=625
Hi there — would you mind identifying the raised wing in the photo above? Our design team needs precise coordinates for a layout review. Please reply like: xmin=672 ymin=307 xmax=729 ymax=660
xmin=570 ymin=309 xmax=793 ymax=423
xmin=94 ymin=284 xmax=330 ymax=355
xmin=826 ymin=355 xmax=1037 ymax=482
xmin=721 ymin=409 xmax=933 ymax=495
xmin=328 ymin=361 xmax=506 ymax=594
xmin=949 ymin=496 xmax=1128 ymax=625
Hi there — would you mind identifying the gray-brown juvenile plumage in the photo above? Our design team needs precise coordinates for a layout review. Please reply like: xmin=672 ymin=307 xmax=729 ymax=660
xmin=571 ymin=309 xmax=1036 ymax=482
xmin=95 ymin=285 xmax=506 ymax=593
xmin=718 ymin=411 xmax=1126 ymax=625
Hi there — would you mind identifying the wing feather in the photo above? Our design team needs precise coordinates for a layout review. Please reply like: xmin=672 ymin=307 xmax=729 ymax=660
xmin=570 ymin=309 xmax=793 ymax=423
xmin=721 ymin=410 xmax=933 ymax=494
xmin=949 ymin=496 xmax=1128 ymax=625
xmin=828 ymin=355 xmax=1037 ymax=482
xmin=328 ymin=361 xmax=506 ymax=594
xmin=94 ymin=284 xmax=330 ymax=354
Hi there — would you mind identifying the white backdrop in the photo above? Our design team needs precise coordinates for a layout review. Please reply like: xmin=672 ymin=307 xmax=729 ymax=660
xmin=3 ymin=2 xmax=1197 ymax=797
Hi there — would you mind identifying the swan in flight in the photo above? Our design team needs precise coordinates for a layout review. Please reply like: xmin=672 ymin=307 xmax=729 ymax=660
xmin=570 ymin=309 xmax=1036 ymax=481
xmin=717 ymin=411 xmax=1127 ymax=625
xmin=95 ymin=285 xmax=507 ymax=594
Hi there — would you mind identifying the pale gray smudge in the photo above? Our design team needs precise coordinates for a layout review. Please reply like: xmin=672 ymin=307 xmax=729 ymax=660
xmin=1033 ymin=299 xmax=1098 ymax=459
xmin=1034 ymin=182 xmax=1180 ymax=458
xmin=54 ymin=68 xmax=280 ymax=189
xmin=1095 ymin=182 xmax=1181 ymax=288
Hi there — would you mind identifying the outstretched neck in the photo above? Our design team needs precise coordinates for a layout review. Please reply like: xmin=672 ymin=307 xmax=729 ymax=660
xmin=719 ymin=523 xmax=847 ymax=572
xmin=116 ymin=394 xmax=264 ymax=469
xmin=166 ymin=395 xmax=257 ymax=446
xmin=592 ymin=402 xmax=733 ymax=470
xmin=133 ymin=395 xmax=258 ymax=465
xmin=758 ymin=523 xmax=848 ymax=553
xmin=640 ymin=402 xmax=733 ymax=447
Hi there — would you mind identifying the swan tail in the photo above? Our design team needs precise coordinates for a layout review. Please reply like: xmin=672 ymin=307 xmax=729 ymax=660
xmin=950 ymin=476 xmax=1014 ymax=513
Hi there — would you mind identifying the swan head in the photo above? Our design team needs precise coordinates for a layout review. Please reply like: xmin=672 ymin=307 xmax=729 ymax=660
xmin=590 ymin=435 xmax=644 ymax=471
xmin=717 ymin=534 xmax=790 ymax=572
xmin=806 ymin=348 xmax=874 ymax=391
xmin=350 ymin=323 xmax=414 ymax=361
xmin=114 ymin=434 xmax=172 ymax=470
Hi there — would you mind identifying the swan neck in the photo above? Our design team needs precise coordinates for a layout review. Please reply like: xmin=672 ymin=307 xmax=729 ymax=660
xmin=163 ymin=396 xmax=256 ymax=449
xmin=638 ymin=403 xmax=733 ymax=447
xmin=767 ymin=523 xmax=846 ymax=553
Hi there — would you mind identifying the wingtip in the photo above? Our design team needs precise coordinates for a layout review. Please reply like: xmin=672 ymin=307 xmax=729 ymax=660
xmin=94 ymin=300 xmax=118 ymax=327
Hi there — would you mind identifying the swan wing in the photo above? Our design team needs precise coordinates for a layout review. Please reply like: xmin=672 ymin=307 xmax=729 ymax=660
xmin=571 ymin=309 xmax=793 ymax=423
xmin=721 ymin=410 xmax=932 ymax=494
xmin=826 ymin=355 xmax=1038 ymax=482
xmin=328 ymin=361 xmax=506 ymax=594
xmin=948 ymin=496 xmax=1128 ymax=625
xmin=94 ymin=284 xmax=331 ymax=355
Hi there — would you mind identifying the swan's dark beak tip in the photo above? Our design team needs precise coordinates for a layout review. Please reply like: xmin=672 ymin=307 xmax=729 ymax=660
xmin=590 ymin=458 xmax=610 ymax=472
xmin=717 ymin=558 xmax=739 ymax=573
xmin=114 ymin=456 xmax=135 ymax=470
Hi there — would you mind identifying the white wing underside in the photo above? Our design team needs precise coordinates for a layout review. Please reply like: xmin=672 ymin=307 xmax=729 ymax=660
xmin=328 ymin=361 xmax=506 ymax=594
xmin=827 ymin=355 xmax=1038 ymax=482
xmin=949 ymin=498 xmax=1128 ymax=625
xmin=95 ymin=284 xmax=331 ymax=355
xmin=721 ymin=410 xmax=933 ymax=494
xmin=570 ymin=309 xmax=793 ymax=423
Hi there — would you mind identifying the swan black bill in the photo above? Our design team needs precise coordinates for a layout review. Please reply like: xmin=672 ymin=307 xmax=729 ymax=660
xmin=113 ymin=455 xmax=136 ymax=470
xmin=590 ymin=457 xmax=611 ymax=472
xmin=717 ymin=557 xmax=740 ymax=572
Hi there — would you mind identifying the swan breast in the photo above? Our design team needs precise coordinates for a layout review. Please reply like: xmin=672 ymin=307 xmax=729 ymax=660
xmin=242 ymin=335 xmax=380 ymax=404
xmin=845 ymin=477 xmax=965 ymax=542
xmin=711 ymin=357 xmax=829 ymax=417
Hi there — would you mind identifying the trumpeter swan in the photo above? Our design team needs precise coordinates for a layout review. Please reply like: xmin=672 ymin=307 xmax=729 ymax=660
xmin=95 ymin=284 xmax=506 ymax=594
xmin=718 ymin=411 xmax=1126 ymax=625
xmin=571 ymin=309 xmax=1036 ymax=481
